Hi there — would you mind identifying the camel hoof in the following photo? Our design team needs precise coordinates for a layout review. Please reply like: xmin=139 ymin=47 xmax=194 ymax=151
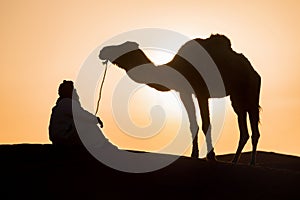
xmin=191 ymin=151 xmax=199 ymax=158
xmin=250 ymin=161 xmax=256 ymax=166
xmin=191 ymin=153 xmax=199 ymax=158
xmin=206 ymin=157 xmax=217 ymax=162
xmin=206 ymin=151 xmax=216 ymax=161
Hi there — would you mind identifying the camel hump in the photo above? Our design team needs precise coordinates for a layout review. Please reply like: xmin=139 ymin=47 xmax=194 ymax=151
xmin=178 ymin=34 xmax=234 ymax=60
xmin=207 ymin=34 xmax=232 ymax=49
xmin=192 ymin=34 xmax=232 ymax=51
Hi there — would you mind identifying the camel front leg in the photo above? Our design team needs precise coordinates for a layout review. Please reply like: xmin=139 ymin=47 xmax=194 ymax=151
xmin=198 ymin=98 xmax=215 ymax=161
xmin=179 ymin=93 xmax=199 ymax=158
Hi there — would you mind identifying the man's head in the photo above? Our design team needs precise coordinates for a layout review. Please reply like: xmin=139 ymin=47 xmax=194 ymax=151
xmin=58 ymin=80 xmax=79 ymax=100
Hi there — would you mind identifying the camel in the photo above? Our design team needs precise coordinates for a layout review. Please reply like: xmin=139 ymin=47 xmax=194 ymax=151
xmin=99 ymin=34 xmax=261 ymax=165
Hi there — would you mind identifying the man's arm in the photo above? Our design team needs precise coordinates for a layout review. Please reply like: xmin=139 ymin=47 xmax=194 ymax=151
xmin=97 ymin=117 xmax=103 ymax=128
xmin=60 ymin=99 xmax=99 ymax=124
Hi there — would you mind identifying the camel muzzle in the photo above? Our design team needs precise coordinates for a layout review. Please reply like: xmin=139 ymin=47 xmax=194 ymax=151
xmin=101 ymin=59 xmax=109 ymax=65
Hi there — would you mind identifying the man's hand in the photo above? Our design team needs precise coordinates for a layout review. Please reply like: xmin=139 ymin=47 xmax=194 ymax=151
xmin=97 ymin=117 xmax=104 ymax=128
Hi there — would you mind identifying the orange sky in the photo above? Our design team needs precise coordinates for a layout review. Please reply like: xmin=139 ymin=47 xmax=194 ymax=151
xmin=1 ymin=0 xmax=300 ymax=157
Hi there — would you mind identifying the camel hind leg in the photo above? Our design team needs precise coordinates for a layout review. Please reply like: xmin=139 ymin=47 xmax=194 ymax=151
xmin=232 ymin=110 xmax=249 ymax=164
xmin=248 ymin=72 xmax=261 ymax=165
xmin=249 ymin=107 xmax=260 ymax=165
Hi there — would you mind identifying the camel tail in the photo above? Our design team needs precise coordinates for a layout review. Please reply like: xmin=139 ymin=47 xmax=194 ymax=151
xmin=254 ymin=72 xmax=262 ymax=124
xmin=258 ymin=105 xmax=262 ymax=124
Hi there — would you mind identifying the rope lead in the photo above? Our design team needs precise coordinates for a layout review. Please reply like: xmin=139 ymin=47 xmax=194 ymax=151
xmin=95 ymin=61 xmax=108 ymax=115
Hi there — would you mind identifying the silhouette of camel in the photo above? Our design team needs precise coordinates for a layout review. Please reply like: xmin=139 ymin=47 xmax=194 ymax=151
xmin=99 ymin=34 xmax=261 ymax=165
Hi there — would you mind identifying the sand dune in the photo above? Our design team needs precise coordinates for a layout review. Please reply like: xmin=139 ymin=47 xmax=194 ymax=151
xmin=1 ymin=144 xmax=299 ymax=199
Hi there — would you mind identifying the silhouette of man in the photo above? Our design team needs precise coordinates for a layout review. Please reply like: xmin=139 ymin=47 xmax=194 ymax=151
xmin=49 ymin=80 xmax=104 ymax=146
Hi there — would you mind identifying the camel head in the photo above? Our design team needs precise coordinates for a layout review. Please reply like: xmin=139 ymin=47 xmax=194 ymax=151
xmin=99 ymin=41 xmax=141 ymax=70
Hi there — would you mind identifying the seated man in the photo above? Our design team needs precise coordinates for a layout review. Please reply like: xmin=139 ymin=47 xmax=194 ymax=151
xmin=49 ymin=80 xmax=105 ymax=146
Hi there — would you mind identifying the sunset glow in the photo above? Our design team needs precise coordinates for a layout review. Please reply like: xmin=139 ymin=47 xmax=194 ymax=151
xmin=1 ymin=0 xmax=300 ymax=157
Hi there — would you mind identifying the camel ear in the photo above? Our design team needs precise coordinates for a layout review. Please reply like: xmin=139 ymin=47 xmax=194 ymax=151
xmin=132 ymin=42 xmax=139 ymax=49
xmin=125 ymin=41 xmax=139 ymax=50
xmin=129 ymin=42 xmax=139 ymax=49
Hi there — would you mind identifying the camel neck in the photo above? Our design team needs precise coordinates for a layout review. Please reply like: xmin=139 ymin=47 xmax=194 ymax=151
xmin=116 ymin=50 xmax=155 ymax=72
